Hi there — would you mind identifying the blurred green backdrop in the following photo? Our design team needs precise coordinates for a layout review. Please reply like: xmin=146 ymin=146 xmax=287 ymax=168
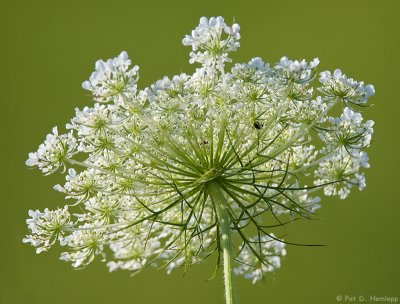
xmin=1 ymin=0 xmax=399 ymax=303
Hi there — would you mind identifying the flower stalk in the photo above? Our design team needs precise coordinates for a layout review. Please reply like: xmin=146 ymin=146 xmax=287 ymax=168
xmin=207 ymin=182 xmax=235 ymax=304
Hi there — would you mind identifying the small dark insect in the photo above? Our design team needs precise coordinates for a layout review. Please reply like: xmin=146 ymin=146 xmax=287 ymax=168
xmin=253 ymin=121 xmax=264 ymax=130
xmin=201 ymin=140 xmax=209 ymax=145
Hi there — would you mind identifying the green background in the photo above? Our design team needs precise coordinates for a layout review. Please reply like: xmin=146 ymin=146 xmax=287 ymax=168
xmin=1 ymin=1 xmax=399 ymax=303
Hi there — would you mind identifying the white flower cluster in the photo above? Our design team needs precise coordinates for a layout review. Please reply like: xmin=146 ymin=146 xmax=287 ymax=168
xmin=315 ymin=150 xmax=368 ymax=199
xmin=276 ymin=56 xmax=320 ymax=84
xmin=23 ymin=207 xmax=72 ymax=253
xmin=24 ymin=16 xmax=375 ymax=284
xmin=319 ymin=107 xmax=374 ymax=154
xmin=82 ymin=51 xmax=139 ymax=104
xmin=319 ymin=69 xmax=375 ymax=107
xmin=26 ymin=127 xmax=78 ymax=175
xmin=183 ymin=16 xmax=240 ymax=68
xmin=234 ymin=235 xmax=286 ymax=284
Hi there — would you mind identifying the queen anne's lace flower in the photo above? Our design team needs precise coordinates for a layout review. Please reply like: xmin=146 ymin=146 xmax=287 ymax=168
xmin=275 ymin=56 xmax=319 ymax=84
xmin=54 ymin=168 xmax=109 ymax=202
xmin=26 ymin=127 xmax=78 ymax=175
xmin=23 ymin=207 xmax=72 ymax=253
xmin=319 ymin=69 xmax=375 ymax=107
xmin=231 ymin=57 xmax=270 ymax=84
xmin=314 ymin=149 xmax=367 ymax=199
xmin=59 ymin=222 xmax=106 ymax=268
xmin=234 ymin=235 xmax=286 ymax=283
xmin=82 ymin=51 xmax=139 ymax=104
xmin=66 ymin=103 xmax=113 ymax=136
xmin=319 ymin=107 xmax=374 ymax=154
xmin=24 ymin=16 xmax=375 ymax=295
xmin=183 ymin=16 xmax=240 ymax=68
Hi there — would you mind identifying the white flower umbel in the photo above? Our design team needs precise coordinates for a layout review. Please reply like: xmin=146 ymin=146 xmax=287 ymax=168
xmin=23 ymin=207 xmax=72 ymax=253
xmin=24 ymin=16 xmax=375 ymax=304
xmin=319 ymin=69 xmax=375 ymax=108
xmin=234 ymin=234 xmax=286 ymax=284
xmin=82 ymin=51 xmax=139 ymax=104
xmin=26 ymin=127 xmax=78 ymax=175
xmin=183 ymin=16 xmax=240 ymax=68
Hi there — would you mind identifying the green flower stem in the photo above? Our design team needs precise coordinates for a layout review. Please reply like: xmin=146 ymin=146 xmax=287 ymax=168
xmin=207 ymin=182 xmax=236 ymax=304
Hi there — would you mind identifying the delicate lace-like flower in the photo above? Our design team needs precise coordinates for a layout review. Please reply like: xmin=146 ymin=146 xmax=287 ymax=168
xmin=319 ymin=107 xmax=374 ymax=153
xmin=60 ymin=222 xmax=106 ymax=268
xmin=152 ymin=73 xmax=189 ymax=97
xmin=79 ymin=195 xmax=123 ymax=223
xmin=231 ymin=57 xmax=270 ymax=84
xmin=319 ymin=69 xmax=375 ymax=107
xmin=54 ymin=168 xmax=108 ymax=202
xmin=66 ymin=103 xmax=114 ymax=136
xmin=82 ymin=51 xmax=139 ymax=104
xmin=23 ymin=207 xmax=73 ymax=253
xmin=288 ymin=97 xmax=328 ymax=126
xmin=26 ymin=127 xmax=78 ymax=175
xmin=314 ymin=149 xmax=367 ymax=199
xmin=183 ymin=16 xmax=240 ymax=68
xmin=24 ymin=16 xmax=375 ymax=302
xmin=275 ymin=56 xmax=319 ymax=84
xmin=234 ymin=235 xmax=286 ymax=283
xmin=106 ymin=225 xmax=163 ymax=272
